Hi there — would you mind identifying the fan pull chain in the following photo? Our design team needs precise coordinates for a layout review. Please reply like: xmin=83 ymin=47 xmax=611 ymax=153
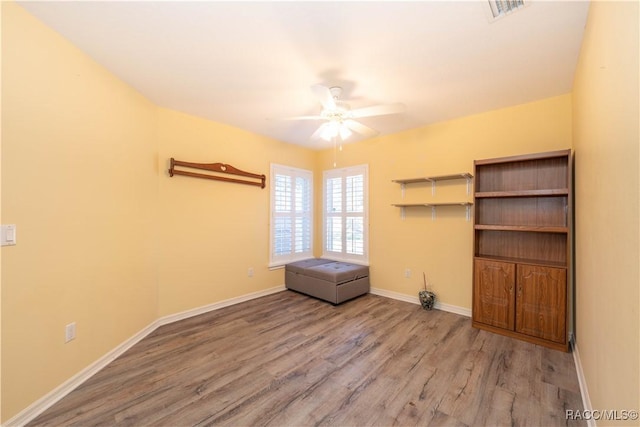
xmin=332 ymin=136 xmax=345 ymax=168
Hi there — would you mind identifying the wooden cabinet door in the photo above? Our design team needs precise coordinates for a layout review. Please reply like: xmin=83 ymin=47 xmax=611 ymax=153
xmin=473 ymin=259 xmax=515 ymax=330
xmin=515 ymin=265 xmax=566 ymax=343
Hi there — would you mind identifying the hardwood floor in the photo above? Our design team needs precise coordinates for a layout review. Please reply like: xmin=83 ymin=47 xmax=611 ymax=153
xmin=28 ymin=291 xmax=584 ymax=426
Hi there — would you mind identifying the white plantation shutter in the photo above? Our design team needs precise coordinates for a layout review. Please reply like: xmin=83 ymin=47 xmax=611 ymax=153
xmin=323 ymin=165 xmax=368 ymax=264
xmin=325 ymin=177 xmax=342 ymax=253
xmin=345 ymin=174 xmax=365 ymax=256
xmin=270 ymin=164 xmax=313 ymax=267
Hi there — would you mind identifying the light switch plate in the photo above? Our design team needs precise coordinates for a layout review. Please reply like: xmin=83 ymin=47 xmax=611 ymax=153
xmin=1 ymin=224 xmax=16 ymax=246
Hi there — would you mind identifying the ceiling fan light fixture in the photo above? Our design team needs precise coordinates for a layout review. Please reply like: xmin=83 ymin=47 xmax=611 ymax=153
xmin=320 ymin=120 xmax=352 ymax=142
xmin=339 ymin=124 xmax=352 ymax=140
xmin=320 ymin=122 xmax=336 ymax=141
xmin=296 ymin=84 xmax=403 ymax=143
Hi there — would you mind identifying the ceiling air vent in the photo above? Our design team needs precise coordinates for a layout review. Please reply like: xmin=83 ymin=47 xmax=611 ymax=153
xmin=487 ymin=0 xmax=526 ymax=20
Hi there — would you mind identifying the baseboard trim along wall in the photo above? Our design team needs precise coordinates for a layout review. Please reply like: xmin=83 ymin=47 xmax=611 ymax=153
xmin=571 ymin=340 xmax=595 ymax=427
xmin=4 ymin=285 xmax=287 ymax=427
xmin=156 ymin=285 xmax=287 ymax=327
xmin=4 ymin=320 xmax=159 ymax=427
xmin=369 ymin=287 xmax=472 ymax=317
xmin=8 ymin=287 xmax=589 ymax=426
xmin=373 ymin=287 xmax=592 ymax=425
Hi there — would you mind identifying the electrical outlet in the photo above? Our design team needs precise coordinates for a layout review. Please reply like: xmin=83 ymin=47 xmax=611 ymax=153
xmin=404 ymin=268 xmax=411 ymax=278
xmin=65 ymin=322 xmax=76 ymax=343
xmin=248 ymin=267 xmax=254 ymax=277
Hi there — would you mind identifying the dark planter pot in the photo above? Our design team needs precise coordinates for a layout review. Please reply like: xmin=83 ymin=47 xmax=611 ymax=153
xmin=418 ymin=290 xmax=436 ymax=310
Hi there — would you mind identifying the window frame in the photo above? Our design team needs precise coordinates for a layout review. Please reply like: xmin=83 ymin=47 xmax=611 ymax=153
xmin=322 ymin=164 xmax=369 ymax=265
xmin=269 ymin=163 xmax=314 ymax=268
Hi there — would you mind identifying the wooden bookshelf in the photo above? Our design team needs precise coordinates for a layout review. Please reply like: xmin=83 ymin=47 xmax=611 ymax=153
xmin=472 ymin=149 xmax=572 ymax=352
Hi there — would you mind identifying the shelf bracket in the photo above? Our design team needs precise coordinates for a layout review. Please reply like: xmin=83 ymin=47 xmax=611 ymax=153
xmin=400 ymin=206 xmax=406 ymax=220
xmin=431 ymin=206 xmax=436 ymax=221
xmin=400 ymin=183 xmax=406 ymax=199
xmin=431 ymin=180 xmax=436 ymax=196
xmin=466 ymin=205 xmax=471 ymax=221
xmin=466 ymin=177 xmax=472 ymax=195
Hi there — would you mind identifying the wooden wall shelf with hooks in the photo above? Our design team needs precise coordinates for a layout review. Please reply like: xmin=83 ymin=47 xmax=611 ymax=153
xmin=168 ymin=158 xmax=266 ymax=188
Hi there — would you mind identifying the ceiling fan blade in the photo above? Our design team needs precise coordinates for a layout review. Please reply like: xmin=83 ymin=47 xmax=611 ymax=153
xmin=350 ymin=103 xmax=406 ymax=118
xmin=344 ymin=119 xmax=379 ymax=138
xmin=311 ymin=84 xmax=336 ymax=111
xmin=280 ymin=115 xmax=324 ymax=121
xmin=310 ymin=122 xmax=331 ymax=140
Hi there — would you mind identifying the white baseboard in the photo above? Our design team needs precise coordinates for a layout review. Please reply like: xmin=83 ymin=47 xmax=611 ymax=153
xmin=157 ymin=285 xmax=287 ymax=326
xmin=369 ymin=287 xmax=472 ymax=317
xmin=372 ymin=288 xmax=593 ymax=426
xmin=373 ymin=288 xmax=593 ymax=427
xmin=13 ymin=284 xmax=590 ymax=427
xmin=4 ymin=320 xmax=158 ymax=427
xmin=4 ymin=285 xmax=286 ymax=427
xmin=571 ymin=339 xmax=595 ymax=427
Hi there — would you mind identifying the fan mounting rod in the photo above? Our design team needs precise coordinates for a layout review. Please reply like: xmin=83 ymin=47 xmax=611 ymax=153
xmin=329 ymin=86 xmax=343 ymax=99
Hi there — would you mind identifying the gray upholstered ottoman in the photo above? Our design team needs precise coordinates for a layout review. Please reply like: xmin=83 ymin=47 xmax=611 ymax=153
xmin=285 ymin=259 xmax=370 ymax=304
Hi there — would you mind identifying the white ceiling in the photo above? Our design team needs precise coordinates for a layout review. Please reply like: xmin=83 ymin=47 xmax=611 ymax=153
xmin=18 ymin=1 xmax=590 ymax=150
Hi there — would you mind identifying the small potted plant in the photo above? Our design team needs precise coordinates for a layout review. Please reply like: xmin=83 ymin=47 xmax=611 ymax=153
xmin=419 ymin=273 xmax=436 ymax=310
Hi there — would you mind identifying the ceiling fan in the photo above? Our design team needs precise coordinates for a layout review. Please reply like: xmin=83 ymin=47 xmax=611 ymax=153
xmin=287 ymin=85 xmax=405 ymax=142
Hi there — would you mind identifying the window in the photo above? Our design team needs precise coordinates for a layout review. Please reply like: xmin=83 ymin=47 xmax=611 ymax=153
xmin=270 ymin=164 xmax=313 ymax=267
xmin=323 ymin=164 xmax=368 ymax=264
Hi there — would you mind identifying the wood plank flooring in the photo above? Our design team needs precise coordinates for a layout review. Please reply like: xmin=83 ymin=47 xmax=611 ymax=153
xmin=28 ymin=291 xmax=584 ymax=426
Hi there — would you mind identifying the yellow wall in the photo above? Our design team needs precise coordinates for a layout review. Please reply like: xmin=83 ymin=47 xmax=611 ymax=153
xmin=1 ymin=3 xmax=318 ymax=420
xmin=1 ymin=2 xmax=159 ymax=419
xmin=317 ymin=95 xmax=572 ymax=309
xmin=0 ymin=2 xmax=4 ymax=421
xmin=156 ymin=108 xmax=315 ymax=316
xmin=572 ymin=1 xmax=640 ymax=424
xmin=3 ymin=0 xmax=638 ymax=423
